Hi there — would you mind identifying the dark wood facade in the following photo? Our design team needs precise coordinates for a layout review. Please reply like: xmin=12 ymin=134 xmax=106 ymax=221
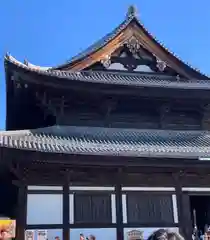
xmin=2 ymin=6 xmax=210 ymax=240
xmin=5 ymin=148 xmax=210 ymax=240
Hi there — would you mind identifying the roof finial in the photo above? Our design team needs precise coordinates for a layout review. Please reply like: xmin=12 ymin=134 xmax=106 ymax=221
xmin=5 ymin=52 xmax=10 ymax=59
xmin=126 ymin=5 xmax=138 ymax=18
xmin=24 ymin=59 xmax=29 ymax=66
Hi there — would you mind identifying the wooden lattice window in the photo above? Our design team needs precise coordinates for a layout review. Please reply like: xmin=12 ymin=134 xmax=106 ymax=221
xmin=126 ymin=192 xmax=174 ymax=224
xmin=74 ymin=192 xmax=112 ymax=224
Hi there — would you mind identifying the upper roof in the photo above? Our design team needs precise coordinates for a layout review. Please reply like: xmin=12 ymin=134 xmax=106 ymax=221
xmin=6 ymin=55 xmax=210 ymax=90
xmin=5 ymin=5 xmax=209 ymax=80
xmin=1 ymin=125 xmax=210 ymax=159
xmin=5 ymin=54 xmax=210 ymax=91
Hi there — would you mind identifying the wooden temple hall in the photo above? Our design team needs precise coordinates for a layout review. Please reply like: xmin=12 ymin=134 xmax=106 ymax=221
xmin=2 ymin=5 xmax=210 ymax=240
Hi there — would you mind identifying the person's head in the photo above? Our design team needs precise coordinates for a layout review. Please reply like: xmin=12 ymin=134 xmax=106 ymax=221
xmin=147 ymin=229 xmax=168 ymax=240
xmin=89 ymin=234 xmax=96 ymax=240
xmin=55 ymin=236 xmax=60 ymax=240
xmin=80 ymin=233 xmax=85 ymax=240
xmin=147 ymin=229 xmax=185 ymax=240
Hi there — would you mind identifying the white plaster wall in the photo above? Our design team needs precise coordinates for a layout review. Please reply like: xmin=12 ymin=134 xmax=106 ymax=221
xmin=27 ymin=194 xmax=63 ymax=225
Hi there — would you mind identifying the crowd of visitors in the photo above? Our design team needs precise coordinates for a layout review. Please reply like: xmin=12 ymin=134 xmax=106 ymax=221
xmin=79 ymin=229 xmax=185 ymax=240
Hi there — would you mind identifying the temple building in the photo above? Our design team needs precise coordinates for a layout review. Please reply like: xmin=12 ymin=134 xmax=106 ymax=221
xmin=1 ymin=5 xmax=210 ymax=240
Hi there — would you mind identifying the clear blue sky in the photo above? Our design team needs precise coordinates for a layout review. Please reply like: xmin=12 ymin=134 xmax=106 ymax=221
xmin=0 ymin=0 xmax=210 ymax=130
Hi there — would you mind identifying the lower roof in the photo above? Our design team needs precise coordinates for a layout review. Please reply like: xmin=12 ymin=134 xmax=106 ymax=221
xmin=0 ymin=126 xmax=210 ymax=159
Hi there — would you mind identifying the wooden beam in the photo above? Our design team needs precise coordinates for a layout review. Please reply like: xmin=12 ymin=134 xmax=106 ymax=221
xmin=16 ymin=184 xmax=27 ymax=240
xmin=9 ymin=162 xmax=22 ymax=179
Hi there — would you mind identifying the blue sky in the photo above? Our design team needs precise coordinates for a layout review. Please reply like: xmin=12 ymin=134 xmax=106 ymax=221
xmin=0 ymin=0 xmax=210 ymax=130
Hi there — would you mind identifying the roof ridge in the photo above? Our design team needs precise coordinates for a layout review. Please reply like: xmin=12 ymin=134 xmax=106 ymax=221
xmin=51 ymin=7 xmax=209 ymax=78
xmin=133 ymin=16 xmax=209 ymax=79
xmin=52 ymin=15 xmax=134 ymax=69
xmin=4 ymin=7 xmax=209 ymax=78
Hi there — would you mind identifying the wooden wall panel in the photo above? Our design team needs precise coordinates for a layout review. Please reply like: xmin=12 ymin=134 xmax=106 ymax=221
xmin=126 ymin=193 xmax=174 ymax=224
xmin=74 ymin=193 xmax=112 ymax=224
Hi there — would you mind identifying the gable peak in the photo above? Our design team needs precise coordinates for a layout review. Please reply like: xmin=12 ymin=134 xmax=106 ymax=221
xmin=126 ymin=5 xmax=138 ymax=18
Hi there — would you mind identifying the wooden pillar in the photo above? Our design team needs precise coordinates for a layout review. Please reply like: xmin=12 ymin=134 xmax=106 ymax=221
xmin=173 ymin=172 xmax=192 ymax=239
xmin=116 ymin=170 xmax=123 ymax=240
xmin=63 ymin=181 xmax=70 ymax=240
xmin=16 ymin=183 xmax=27 ymax=240
xmin=174 ymin=181 xmax=184 ymax=235
xmin=182 ymin=193 xmax=193 ymax=240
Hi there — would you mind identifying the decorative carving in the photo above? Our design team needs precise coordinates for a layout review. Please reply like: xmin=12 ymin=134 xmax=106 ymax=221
xmin=124 ymin=63 xmax=137 ymax=71
xmin=14 ymin=82 xmax=28 ymax=89
xmin=156 ymin=58 xmax=167 ymax=72
xmin=16 ymin=83 xmax=21 ymax=89
xmin=10 ymin=73 xmax=29 ymax=90
xmin=35 ymin=91 xmax=57 ymax=117
xmin=125 ymin=36 xmax=141 ymax=55
xmin=176 ymin=75 xmax=180 ymax=81
xmin=35 ymin=91 xmax=71 ymax=124
xmin=101 ymin=55 xmax=111 ymax=68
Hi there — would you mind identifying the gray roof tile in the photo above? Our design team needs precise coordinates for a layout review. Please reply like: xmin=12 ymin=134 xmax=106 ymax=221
xmin=52 ymin=10 xmax=208 ymax=78
xmin=5 ymin=55 xmax=210 ymax=90
xmin=59 ymin=16 xmax=133 ymax=67
xmin=0 ymin=126 xmax=210 ymax=159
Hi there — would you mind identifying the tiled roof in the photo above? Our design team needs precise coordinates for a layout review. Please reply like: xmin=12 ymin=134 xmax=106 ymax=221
xmin=1 ymin=126 xmax=210 ymax=159
xmin=5 ymin=55 xmax=210 ymax=90
xmin=58 ymin=16 xmax=134 ymax=67
xmin=52 ymin=7 xmax=208 ymax=78
xmin=4 ymin=7 xmax=208 ymax=78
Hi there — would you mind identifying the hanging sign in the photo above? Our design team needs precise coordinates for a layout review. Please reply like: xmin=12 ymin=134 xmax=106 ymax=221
xmin=37 ymin=230 xmax=48 ymax=240
xmin=25 ymin=230 xmax=35 ymax=240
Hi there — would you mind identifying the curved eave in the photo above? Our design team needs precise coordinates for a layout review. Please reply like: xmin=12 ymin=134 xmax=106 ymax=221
xmin=4 ymin=54 xmax=52 ymax=71
xmin=1 ymin=125 xmax=210 ymax=159
xmin=4 ymin=54 xmax=210 ymax=94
